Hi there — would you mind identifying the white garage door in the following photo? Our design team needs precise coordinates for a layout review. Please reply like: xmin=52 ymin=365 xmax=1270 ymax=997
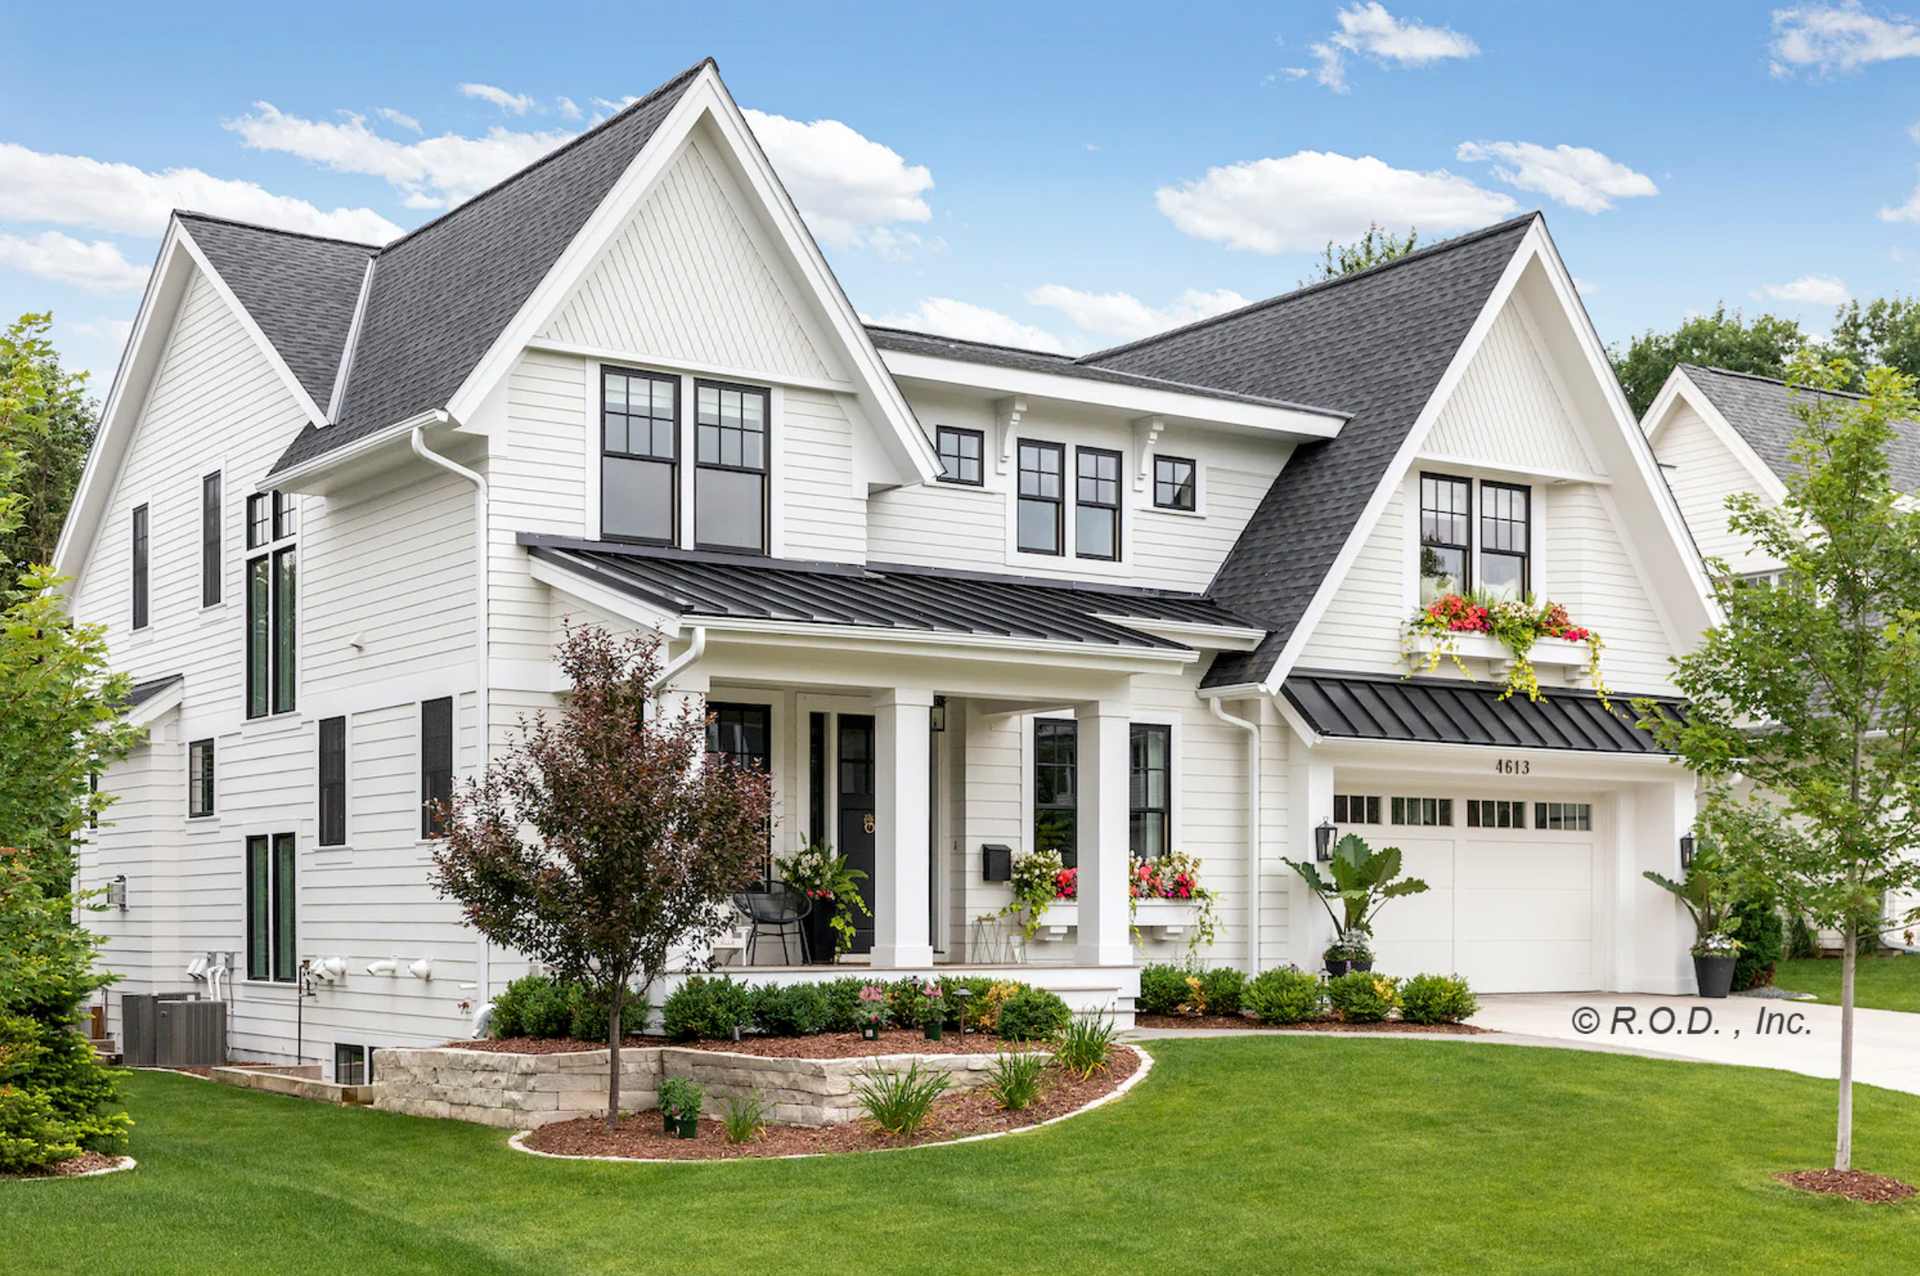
xmin=1369 ymin=805 xmax=1598 ymax=993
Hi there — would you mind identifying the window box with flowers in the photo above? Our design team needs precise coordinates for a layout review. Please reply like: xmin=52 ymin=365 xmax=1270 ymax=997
xmin=1000 ymin=848 xmax=1077 ymax=942
xmin=1403 ymin=592 xmax=1610 ymax=704
xmin=1130 ymin=852 xmax=1219 ymax=950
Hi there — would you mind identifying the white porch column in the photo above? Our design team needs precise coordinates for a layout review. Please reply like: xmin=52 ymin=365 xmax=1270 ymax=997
xmin=873 ymin=688 xmax=935 ymax=969
xmin=1075 ymin=698 xmax=1132 ymax=967
xmin=1287 ymin=750 xmax=1335 ymax=972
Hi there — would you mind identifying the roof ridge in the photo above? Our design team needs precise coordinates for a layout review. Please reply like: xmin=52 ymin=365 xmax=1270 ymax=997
xmin=1077 ymin=211 xmax=1541 ymax=365
xmin=1680 ymin=362 xmax=1868 ymax=401
xmin=173 ymin=209 xmax=383 ymax=251
xmin=369 ymin=59 xmax=712 ymax=259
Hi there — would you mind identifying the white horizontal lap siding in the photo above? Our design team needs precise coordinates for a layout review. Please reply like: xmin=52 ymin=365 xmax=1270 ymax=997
xmin=1544 ymin=485 xmax=1680 ymax=694
xmin=780 ymin=387 xmax=865 ymax=563
xmin=1129 ymin=455 xmax=1284 ymax=591
xmin=1258 ymin=719 xmax=1293 ymax=965
xmin=1295 ymin=481 xmax=1408 ymax=675
xmin=491 ymin=353 xmax=591 ymax=671
xmin=867 ymin=482 xmax=1004 ymax=569
xmin=1652 ymin=402 xmax=1775 ymax=573
xmin=1423 ymin=301 xmax=1596 ymax=476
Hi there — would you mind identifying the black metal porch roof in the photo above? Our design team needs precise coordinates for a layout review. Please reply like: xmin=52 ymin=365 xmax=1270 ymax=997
xmin=1282 ymin=670 xmax=1681 ymax=754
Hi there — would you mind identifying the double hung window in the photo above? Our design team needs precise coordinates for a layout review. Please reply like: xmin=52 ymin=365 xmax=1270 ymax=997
xmin=601 ymin=368 xmax=678 ymax=545
xmin=245 ymin=833 xmax=296 ymax=982
xmin=1075 ymin=448 xmax=1122 ymax=561
xmin=1017 ymin=441 xmax=1065 ymax=555
xmin=694 ymin=380 xmax=769 ymax=553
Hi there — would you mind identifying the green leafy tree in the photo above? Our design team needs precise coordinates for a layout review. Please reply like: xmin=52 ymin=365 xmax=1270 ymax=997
xmin=1829 ymin=295 xmax=1920 ymax=391
xmin=1301 ymin=223 xmax=1420 ymax=286
xmin=1612 ymin=304 xmax=1808 ymax=419
xmin=1641 ymin=354 xmax=1920 ymax=1172
xmin=0 ymin=314 xmax=97 ymax=594
xmin=430 ymin=624 xmax=772 ymax=1127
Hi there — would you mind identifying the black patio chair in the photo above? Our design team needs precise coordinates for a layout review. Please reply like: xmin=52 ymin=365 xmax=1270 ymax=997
xmin=732 ymin=883 xmax=812 ymax=965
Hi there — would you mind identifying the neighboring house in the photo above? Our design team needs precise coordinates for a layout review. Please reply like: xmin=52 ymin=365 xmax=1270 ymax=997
xmin=60 ymin=59 xmax=1716 ymax=1076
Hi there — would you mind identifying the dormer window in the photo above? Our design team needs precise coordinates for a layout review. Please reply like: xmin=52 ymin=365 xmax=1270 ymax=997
xmin=1154 ymin=455 xmax=1197 ymax=511
xmin=936 ymin=426 xmax=984 ymax=485
xmin=1075 ymin=447 xmax=1121 ymax=561
xmin=1479 ymin=482 xmax=1530 ymax=600
xmin=1419 ymin=473 xmax=1471 ymax=602
xmin=1017 ymin=441 xmax=1064 ymax=555
xmin=694 ymin=380 xmax=769 ymax=554
xmin=1419 ymin=472 xmax=1533 ymax=602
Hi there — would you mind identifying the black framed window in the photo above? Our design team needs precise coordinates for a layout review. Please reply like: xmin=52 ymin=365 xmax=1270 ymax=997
xmin=936 ymin=426 xmax=984 ymax=485
xmin=318 ymin=716 xmax=346 ymax=847
xmin=1419 ymin=473 xmax=1471 ymax=603
xmin=1467 ymin=799 xmax=1526 ymax=829
xmin=1075 ymin=447 xmax=1122 ymax=561
xmin=188 ymin=739 xmax=214 ymax=819
xmin=334 ymin=1043 xmax=370 ymax=1086
xmin=808 ymin=712 xmax=829 ymax=849
xmin=421 ymin=697 xmax=453 ymax=839
xmin=601 ymin=366 xmax=678 ymax=545
xmin=1480 ymin=481 xmax=1530 ymax=600
xmin=1535 ymin=802 xmax=1592 ymax=832
xmin=1334 ymin=794 xmax=1381 ymax=824
xmin=245 ymin=832 xmax=296 ymax=982
xmin=1391 ymin=796 xmax=1453 ymax=827
xmin=131 ymin=504 xmax=149 ymax=630
xmin=1034 ymin=719 xmax=1077 ymax=868
xmin=1154 ymin=455 xmax=1197 ymax=511
xmin=694 ymin=379 xmax=769 ymax=553
xmin=245 ymin=492 xmax=296 ymax=718
xmin=1128 ymin=723 xmax=1170 ymax=860
xmin=201 ymin=473 xmax=221 ymax=607
xmin=708 ymin=703 xmax=773 ymax=878
xmin=1016 ymin=441 xmax=1064 ymax=555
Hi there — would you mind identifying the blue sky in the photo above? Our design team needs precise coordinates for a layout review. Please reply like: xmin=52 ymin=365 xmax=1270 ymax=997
xmin=5 ymin=1 xmax=1920 ymax=393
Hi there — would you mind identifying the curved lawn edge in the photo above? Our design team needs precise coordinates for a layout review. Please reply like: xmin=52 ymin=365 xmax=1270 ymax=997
xmin=506 ymin=1045 xmax=1154 ymax=1164
xmin=1 ymin=1156 xmax=137 ymax=1183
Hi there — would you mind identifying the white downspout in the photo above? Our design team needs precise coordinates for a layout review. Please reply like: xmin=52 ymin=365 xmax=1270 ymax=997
xmin=409 ymin=426 xmax=490 ymax=1004
xmin=1206 ymin=694 xmax=1262 ymax=975
xmin=649 ymin=627 xmax=707 ymax=698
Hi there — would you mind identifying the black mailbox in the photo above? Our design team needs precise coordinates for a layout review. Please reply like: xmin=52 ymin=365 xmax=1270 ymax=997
xmin=981 ymin=843 xmax=1013 ymax=882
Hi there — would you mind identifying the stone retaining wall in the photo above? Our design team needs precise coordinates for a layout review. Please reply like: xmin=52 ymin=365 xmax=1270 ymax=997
xmin=373 ymin=1045 xmax=1039 ymax=1128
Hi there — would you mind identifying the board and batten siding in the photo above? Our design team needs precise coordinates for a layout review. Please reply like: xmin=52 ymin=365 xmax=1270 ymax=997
xmin=1649 ymin=398 xmax=1776 ymax=575
xmin=1422 ymin=298 xmax=1598 ymax=477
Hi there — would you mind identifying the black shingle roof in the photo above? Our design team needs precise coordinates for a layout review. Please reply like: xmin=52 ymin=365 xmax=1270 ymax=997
xmin=523 ymin=536 xmax=1261 ymax=652
xmin=1283 ymin=670 xmax=1679 ymax=754
xmin=1082 ymin=214 xmax=1539 ymax=688
xmin=119 ymin=672 xmax=183 ymax=712
xmin=1680 ymin=364 xmax=1920 ymax=492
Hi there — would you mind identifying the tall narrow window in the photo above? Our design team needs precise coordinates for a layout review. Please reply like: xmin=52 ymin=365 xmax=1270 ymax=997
xmin=1017 ymin=441 xmax=1065 ymax=555
xmin=694 ymin=380 xmax=769 ymax=553
xmin=420 ymin=697 xmax=453 ymax=839
xmin=601 ymin=366 xmax=678 ymax=544
xmin=935 ymin=426 xmax=984 ymax=485
xmin=245 ymin=832 xmax=296 ymax=982
xmin=1154 ymin=455 xmax=1197 ymax=511
xmin=1480 ymin=481 xmax=1530 ymax=600
xmin=808 ymin=712 xmax=829 ymax=849
xmin=1419 ymin=473 xmax=1471 ymax=603
xmin=1128 ymin=723 xmax=1171 ymax=860
xmin=707 ymin=703 xmax=773 ymax=879
xmin=1034 ymin=719 xmax=1077 ymax=868
xmin=245 ymin=492 xmax=296 ymax=718
xmin=188 ymin=739 xmax=215 ymax=819
xmin=1075 ymin=447 xmax=1122 ymax=561
xmin=318 ymin=716 xmax=346 ymax=847
xmin=131 ymin=504 xmax=149 ymax=630
xmin=201 ymin=473 xmax=222 ymax=607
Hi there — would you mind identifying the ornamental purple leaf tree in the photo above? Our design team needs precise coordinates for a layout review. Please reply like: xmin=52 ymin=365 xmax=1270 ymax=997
xmin=429 ymin=623 xmax=770 ymax=1128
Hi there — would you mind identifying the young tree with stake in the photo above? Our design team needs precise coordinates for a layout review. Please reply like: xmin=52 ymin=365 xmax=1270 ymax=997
xmin=1643 ymin=355 xmax=1920 ymax=1172
xmin=430 ymin=624 xmax=770 ymax=1128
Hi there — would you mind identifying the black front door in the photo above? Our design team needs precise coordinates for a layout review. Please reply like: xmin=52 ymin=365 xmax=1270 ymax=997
xmin=837 ymin=715 xmax=876 ymax=954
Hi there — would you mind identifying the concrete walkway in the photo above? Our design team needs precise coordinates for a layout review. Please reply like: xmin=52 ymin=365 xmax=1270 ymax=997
xmin=1131 ymin=993 xmax=1920 ymax=1096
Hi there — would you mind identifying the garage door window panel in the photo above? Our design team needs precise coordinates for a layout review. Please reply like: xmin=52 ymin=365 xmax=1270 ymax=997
xmin=1391 ymin=797 xmax=1452 ymax=827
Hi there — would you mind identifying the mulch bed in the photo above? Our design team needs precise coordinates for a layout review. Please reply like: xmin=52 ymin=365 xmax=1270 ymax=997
xmin=450 ymin=1030 xmax=1022 ymax=1058
xmin=519 ymin=1045 xmax=1142 ymax=1161
xmin=0 ymin=1152 xmax=124 ymax=1180
xmin=447 ymin=1037 xmax=622 ymax=1055
xmin=1775 ymin=1169 xmax=1918 ymax=1203
xmin=1134 ymin=1013 xmax=1488 ymax=1035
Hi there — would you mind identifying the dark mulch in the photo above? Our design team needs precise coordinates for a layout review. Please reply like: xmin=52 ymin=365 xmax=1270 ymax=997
xmin=452 ymin=1030 xmax=1021 ymax=1058
xmin=1775 ymin=1169 xmax=1918 ymax=1203
xmin=0 ymin=1152 xmax=124 ymax=1180
xmin=1134 ymin=1013 xmax=1488 ymax=1034
xmin=520 ymin=1045 xmax=1142 ymax=1161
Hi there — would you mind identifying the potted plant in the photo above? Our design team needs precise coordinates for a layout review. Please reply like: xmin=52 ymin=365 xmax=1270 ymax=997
xmin=658 ymin=1076 xmax=703 ymax=1137
xmin=918 ymin=980 xmax=946 ymax=1042
xmin=1643 ymin=840 xmax=1744 ymax=999
xmin=1692 ymin=931 xmax=1743 ymax=999
xmin=1287 ymin=834 xmax=1429 ymax=975
xmin=774 ymin=838 xmax=871 ymax=963
xmin=857 ymin=983 xmax=888 ymax=1040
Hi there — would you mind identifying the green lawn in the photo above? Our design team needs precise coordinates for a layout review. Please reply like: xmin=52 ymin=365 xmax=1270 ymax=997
xmin=5 ymin=1038 xmax=1918 ymax=1275
xmin=1776 ymin=953 xmax=1920 ymax=1013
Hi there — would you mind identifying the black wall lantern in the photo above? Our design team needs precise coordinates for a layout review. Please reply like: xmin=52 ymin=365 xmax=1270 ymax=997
xmin=931 ymin=695 xmax=948 ymax=732
xmin=1679 ymin=834 xmax=1695 ymax=870
xmin=1315 ymin=819 xmax=1338 ymax=861
xmin=981 ymin=843 xmax=1012 ymax=882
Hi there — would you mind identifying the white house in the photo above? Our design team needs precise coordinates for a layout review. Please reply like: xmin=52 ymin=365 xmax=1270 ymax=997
xmin=60 ymin=59 xmax=1717 ymax=1077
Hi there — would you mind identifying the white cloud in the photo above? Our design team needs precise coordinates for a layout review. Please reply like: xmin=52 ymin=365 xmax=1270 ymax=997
xmin=557 ymin=96 xmax=583 ymax=122
xmin=867 ymin=226 xmax=945 ymax=262
xmin=374 ymin=107 xmax=421 ymax=133
xmin=1455 ymin=141 xmax=1658 ymax=214
xmin=458 ymin=82 xmax=537 ymax=115
xmin=868 ymin=298 xmax=1068 ymax=354
xmin=1764 ymin=274 xmax=1852 ymax=305
xmin=0 ymin=142 xmax=403 ymax=242
xmin=68 ymin=317 xmax=135 ymax=346
xmin=742 ymin=108 xmax=933 ymax=248
xmin=225 ymin=102 xmax=572 ymax=211
xmin=1156 ymin=150 xmax=1517 ymax=254
xmin=1309 ymin=3 xmax=1480 ymax=92
xmin=1770 ymin=2 xmax=1920 ymax=77
xmin=0 ymin=231 xmax=148 ymax=294
xmin=1027 ymin=285 xmax=1250 ymax=341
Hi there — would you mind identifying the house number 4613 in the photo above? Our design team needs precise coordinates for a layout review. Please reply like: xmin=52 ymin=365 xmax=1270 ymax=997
xmin=1495 ymin=758 xmax=1531 ymax=775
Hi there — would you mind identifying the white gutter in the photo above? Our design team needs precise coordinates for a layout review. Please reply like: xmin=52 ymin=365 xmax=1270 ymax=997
xmin=1204 ymin=693 xmax=1262 ymax=975
xmin=649 ymin=627 xmax=707 ymax=698
xmin=409 ymin=426 xmax=490 ymax=1005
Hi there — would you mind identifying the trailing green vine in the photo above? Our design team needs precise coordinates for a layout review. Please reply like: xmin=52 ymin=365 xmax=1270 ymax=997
xmin=1403 ymin=591 xmax=1609 ymax=705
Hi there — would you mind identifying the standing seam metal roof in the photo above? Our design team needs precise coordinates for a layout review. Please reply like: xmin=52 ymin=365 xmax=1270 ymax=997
xmin=1283 ymin=670 xmax=1678 ymax=753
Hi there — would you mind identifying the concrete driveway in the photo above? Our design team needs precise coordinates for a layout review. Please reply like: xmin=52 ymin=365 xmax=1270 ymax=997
xmin=1468 ymin=993 xmax=1920 ymax=1096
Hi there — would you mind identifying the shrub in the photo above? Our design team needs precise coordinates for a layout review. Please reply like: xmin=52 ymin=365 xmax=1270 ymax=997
xmin=661 ymin=976 xmax=751 ymax=1042
xmin=1398 ymin=974 xmax=1477 ymax=1025
xmin=942 ymin=977 xmax=998 ymax=1029
xmin=1136 ymin=964 xmax=1189 ymax=1016
xmin=1326 ymin=972 xmax=1399 ymax=1023
xmin=493 ymin=974 xmax=564 ymax=1039
xmin=656 ymin=1076 xmax=702 ymax=1119
xmin=0 ymin=1085 xmax=83 ymax=1174
xmin=973 ymin=981 xmax=1025 ymax=1034
xmin=1244 ymin=967 xmax=1324 ymax=1024
xmin=1787 ymin=913 xmax=1819 ymax=960
xmin=821 ymin=977 xmax=868 ymax=1033
xmin=985 ymin=1051 xmax=1047 ymax=1111
xmin=1729 ymin=896 xmax=1784 ymax=991
xmin=779 ymin=982 xmax=835 ymax=1037
xmin=884 ymin=975 xmax=928 ymax=1026
xmin=719 ymin=1089 xmax=769 ymax=1144
xmin=567 ymin=982 xmax=648 ymax=1041
xmin=852 ymin=1060 xmax=950 ymax=1135
xmin=1199 ymin=967 xmax=1246 ymax=1017
xmin=1054 ymin=1010 xmax=1117 ymax=1079
xmin=995 ymin=987 xmax=1072 ymax=1042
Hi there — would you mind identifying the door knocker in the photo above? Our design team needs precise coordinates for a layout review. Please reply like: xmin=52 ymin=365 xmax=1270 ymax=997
xmin=863 ymin=813 xmax=876 ymax=834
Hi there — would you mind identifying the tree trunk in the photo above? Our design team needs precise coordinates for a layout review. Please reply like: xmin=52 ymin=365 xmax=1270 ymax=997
xmin=606 ymin=983 xmax=624 ymax=1131
xmin=1837 ymin=921 xmax=1856 ymax=1171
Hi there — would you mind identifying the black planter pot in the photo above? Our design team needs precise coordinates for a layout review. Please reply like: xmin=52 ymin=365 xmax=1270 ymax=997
xmin=1324 ymin=958 xmax=1351 ymax=977
xmin=675 ymin=1115 xmax=699 ymax=1139
xmin=924 ymin=1022 xmax=943 ymax=1042
xmin=803 ymin=907 xmax=837 ymax=964
xmin=1350 ymin=959 xmax=1373 ymax=973
xmin=861 ymin=1023 xmax=881 ymax=1041
xmin=662 ymin=1110 xmax=674 ymax=1134
xmin=1694 ymin=954 xmax=1737 ymax=999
